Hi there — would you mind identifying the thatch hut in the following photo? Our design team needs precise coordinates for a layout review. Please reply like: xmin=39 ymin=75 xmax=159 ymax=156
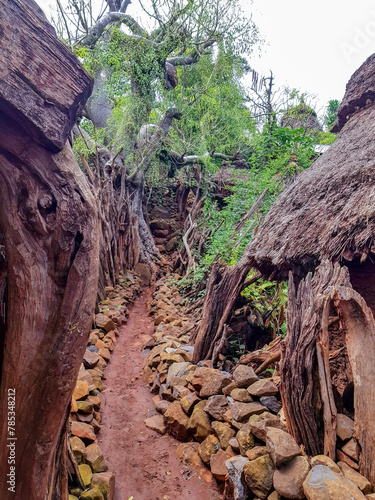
xmin=247 ymin=53 xmax=375 ymax=485
xmin=281 ymin=102 xmax=323 ymax=134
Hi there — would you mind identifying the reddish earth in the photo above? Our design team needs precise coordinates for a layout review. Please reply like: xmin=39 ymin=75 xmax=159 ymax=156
xmin=98 ymin=291 xmax=222 ymax=500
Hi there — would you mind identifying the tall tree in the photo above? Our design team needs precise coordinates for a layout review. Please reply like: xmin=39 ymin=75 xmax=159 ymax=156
xmin=51 ymin=0 xmax=261 ymax=279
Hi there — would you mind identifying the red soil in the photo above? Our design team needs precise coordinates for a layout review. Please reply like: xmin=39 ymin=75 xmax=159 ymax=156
xmin=98 ymin=292 xmax=221 ymax=500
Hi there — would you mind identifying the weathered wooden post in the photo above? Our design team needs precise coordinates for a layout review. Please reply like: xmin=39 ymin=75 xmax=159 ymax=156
xmin=0 ymin=1 xmax=99 ymax=498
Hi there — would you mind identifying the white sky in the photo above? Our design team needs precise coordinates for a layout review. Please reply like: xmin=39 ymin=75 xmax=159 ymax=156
xmin=36 ymin=0 xmax=375 ymax=112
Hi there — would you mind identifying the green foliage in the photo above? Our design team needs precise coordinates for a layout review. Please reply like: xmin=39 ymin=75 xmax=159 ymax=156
xmin=242 ymin=280 xmax=288 ymax=338
xmin=324 ymin=99 xmax=340 ymax=130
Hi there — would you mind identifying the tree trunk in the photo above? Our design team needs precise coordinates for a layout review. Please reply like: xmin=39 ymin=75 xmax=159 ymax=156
xmin=0 ymin=113 xmax=99 ymax=500
xmin=192 ymin=257 xmax=253 ymax=363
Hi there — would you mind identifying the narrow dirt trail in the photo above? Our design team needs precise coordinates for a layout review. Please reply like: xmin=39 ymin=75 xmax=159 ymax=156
xmin=98 ymin=291 xmax=221 ymax=500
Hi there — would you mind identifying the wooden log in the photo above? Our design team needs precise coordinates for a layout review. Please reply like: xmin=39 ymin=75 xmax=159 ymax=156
xmin=333 ymin=282 xmax=375 ymax=484
xmin=0 ymin=110 xmax=99 ymax=499
xmin=281 ymin=261 xmax=343 ymax=457
xmin=0 ymin=0 xmax=92 ymax=152
xmin=316 ymin=299 xmax=337 ymax=459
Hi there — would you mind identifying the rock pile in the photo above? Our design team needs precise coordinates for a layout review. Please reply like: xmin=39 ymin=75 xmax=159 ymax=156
xmin=68 ymin=273 xmax=142 ymax=500
xmin=143 ymin=276 xmax=374 ymax=500
xmin=149 ymin=205 xmax=181 ymax=254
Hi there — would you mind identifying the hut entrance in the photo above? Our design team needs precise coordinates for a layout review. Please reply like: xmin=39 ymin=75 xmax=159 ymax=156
xmin=348 ymin=258 xmax=375 ymax=315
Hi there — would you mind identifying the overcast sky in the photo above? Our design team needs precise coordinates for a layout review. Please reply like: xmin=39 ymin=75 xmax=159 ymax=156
xmin=36 ymin=0 xmax=375 ymax=112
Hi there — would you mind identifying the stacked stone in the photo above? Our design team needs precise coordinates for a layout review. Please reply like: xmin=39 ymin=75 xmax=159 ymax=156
xmin=69 ymin=273 xmax=142 ymax=500
xmin=144 ymin=276 xmax=374 ymax=500
xmin=149 ymin=205 xmax=181 ymax=253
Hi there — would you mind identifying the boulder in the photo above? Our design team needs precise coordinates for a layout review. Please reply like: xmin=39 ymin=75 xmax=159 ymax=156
xmin=165 ymin=237 xmax=180 ymax=252
xmin=80 ymin=488 xmax=104 ymax=500
xmin=260 ymin=396 xmax=282 ymax=414
xmin=192 ymin=367 xmax=232 ymax=397
xmin=225 ymin=456 xmax=249 ymax=500
xmin=230 ymin=402 xmax=268 ymax=422
xmin=177 ymin=442 xmax=213 ymax=484
xmin=266 ymin=427 xmax=301 ymax=467
xmin=342 ymin=438 xmax=360 ymax=461
xmin=83 ymin=349 xmax=100 ymax=368
xmin=210 ymin=449 xmax=231 ymax=481
xmin=303 ymin=465 xmax=367 ymax=500
xmin=337 ymin=450 xmax=360 ymax=471
xmin=150 ymin=219 xmax=169 ymax=231
xmin=180 ymin=392 xmax=201 ymax=415
xmin=91 ymin=471 xmax=115 ymax=500
xmin=246 ymin=446 xmax=269 ymax=461
xmin=336 ymin=413 xmax=355 ymax=441
xmin=236 ymin=423 xmax=255 ymax=456
xmin=204 ymin=395 xmax=228 ymax=420
xmin=273 ymin=455 xmax=310 ymax=499
xmin=73 ymin=380 xmax=90 ymax=401
xmin=87 ymin=395 xmax=101 ymax=411
xmin=166 ymin=362 xmax=191 ymax=385
xmin=164 ymin=401 xmax=190 ymax=441
xmin=212 ymin=421 xmax=236 ymax=450
xmin=233 ymin=365 xmax=259 ymax=388
xmin=71 ymin=422 xmax=96 ymax=442
xmin=85 ymin=442 xmax=108 ymax=473
xmin=268 ymin=492 xmax=282 ymax=500
xmin=69 ymin=436 xmax=86 ymax=463
xmin=338 ymin=462 xmax=372 ymax=494
xmin=248 ymin=379 xmax=279 ymax=397
xmin=76 ymin=412 xmax=94 ymax=424
xmin=150 ymin=206 xmax=171 ymax=219
xmin=95 ymin=313 xmax=115 ymax=332
xmin=155 ymin=400 xmax=171 ymax=415
xmin=98 ymin=347 xmax=111 ymax=362
xmin=198 ymin=435 xmax=220 ymax=464
xmin=231 ymin=388 xmax=253 ymax=403
xmin=77 ymin=400 xmax=93 ymax=414
xmin=248 ymin=412 xmax=285 ymax=441
xmin=78 ymin=463 xmax=92 ymax=486
xmin=243 ymin=454 xmax=275 ymax=499
xmin=187 ymin=401 xmax=213 ymax=442
xmin=144 ymin=414 xmax=167 ymax=435
xmin=223 ymin=381 xmax=237 ymax=396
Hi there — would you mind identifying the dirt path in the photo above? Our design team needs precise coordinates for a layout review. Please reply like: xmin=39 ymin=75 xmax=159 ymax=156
xmin=98 ymin=292 xmax=221 ymax=500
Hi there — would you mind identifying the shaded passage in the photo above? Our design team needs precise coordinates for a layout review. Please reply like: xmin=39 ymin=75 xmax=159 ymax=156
xmin=98 ymin=292 xmax=220 ymax=500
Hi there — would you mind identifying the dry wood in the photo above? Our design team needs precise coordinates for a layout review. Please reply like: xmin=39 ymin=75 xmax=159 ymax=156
xmin=332 ymin=281 xmax=375 ymax=484
xmin=0 ymin=0 xmax=92 ymax=152
xmin=255 ymin=350 xmax=281 ymax=375
xmin=238 ymin=336 xmax=282 ymax=367
xmin=316 ymin=299 xmax=337 ymax=459
xmin=0 ymin=113 xmax=99 ymax=500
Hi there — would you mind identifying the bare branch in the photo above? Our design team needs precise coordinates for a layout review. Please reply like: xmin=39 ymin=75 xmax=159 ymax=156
xmin=82 ymin=11 xmax=148 ymax=47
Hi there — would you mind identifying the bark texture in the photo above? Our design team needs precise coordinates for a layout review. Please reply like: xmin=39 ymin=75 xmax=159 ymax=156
xmin=282 ymin=260 xmax=375 ymax=483
xmin=0 ymin=113 xmax=99 ymax=499
xmin=0 ymin=2 xmax=97 ymax=498
xmin=0 ymin=0 xmax=92 ymax=151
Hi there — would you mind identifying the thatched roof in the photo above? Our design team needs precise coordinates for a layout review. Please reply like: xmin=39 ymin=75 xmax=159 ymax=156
xmin=281 ymin=103 xmax=323 ymax=134
xmin=248 ymin=54 xmax=375 ymax=280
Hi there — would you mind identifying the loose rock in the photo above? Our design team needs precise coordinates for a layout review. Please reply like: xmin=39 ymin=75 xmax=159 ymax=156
xmin=233 ymin=365 xmax=259 ymax=388
xmin=243 ymin=454 xmax=275 ymax=499
xmin=273 ymin=455 xmax=310 ymax=499
xmin=303 ymin=465 xmax=366 ymax=500
xmin=266 ymin=427 xmax=301 ymax=467
xmin=247 ymin=379 xmax=278 ymax=397
xmin=338 ymin=462 xmax=372 ymax=494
